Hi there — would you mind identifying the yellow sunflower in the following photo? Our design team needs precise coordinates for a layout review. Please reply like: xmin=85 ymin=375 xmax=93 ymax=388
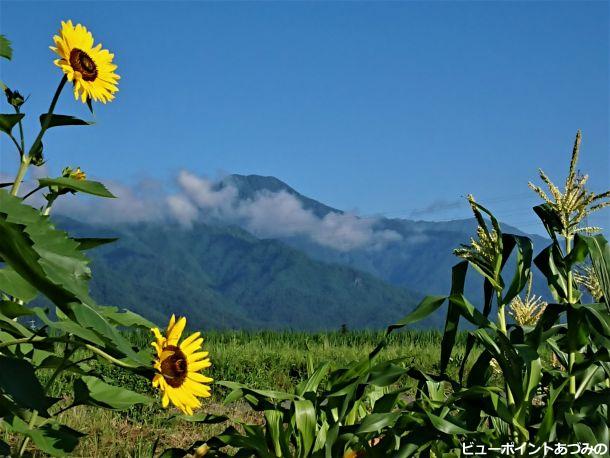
xmin=50 ymin=20 xmax=119 ymax=104
xmin=151 ymin=315 xmax=213 ymax=415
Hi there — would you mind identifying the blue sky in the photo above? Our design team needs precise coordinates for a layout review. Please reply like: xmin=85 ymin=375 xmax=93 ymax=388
xmin=1 ymin=1 xmax=608 ymax=234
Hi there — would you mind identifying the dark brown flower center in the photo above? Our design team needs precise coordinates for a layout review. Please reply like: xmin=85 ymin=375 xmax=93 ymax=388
xmin=160 ymin=345 xmax=188 ymax=388
xmin=69 ymin=48 xmax=98 ymax=81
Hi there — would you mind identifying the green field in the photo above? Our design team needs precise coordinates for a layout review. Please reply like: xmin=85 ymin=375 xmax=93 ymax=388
xmin=6 ymin=329 xmax=467 ymax=457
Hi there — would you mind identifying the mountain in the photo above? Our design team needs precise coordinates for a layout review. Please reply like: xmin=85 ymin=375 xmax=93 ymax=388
xmin=52 ymin=174 xmax=551 ymax=331
xmin=58 ymin=218 xmax=426 ymax=330
xmin=223 ymin=174 xmax=550 ymax=299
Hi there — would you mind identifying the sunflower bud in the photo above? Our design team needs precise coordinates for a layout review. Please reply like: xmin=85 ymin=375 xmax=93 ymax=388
xmin=4 ymin=87 xmax=25 ymax=108
xmin=61 ymin=166 xmax=87 ymax=181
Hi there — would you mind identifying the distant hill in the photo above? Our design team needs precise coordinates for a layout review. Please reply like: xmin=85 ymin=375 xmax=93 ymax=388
xmin=53 ymin=174 xmax=551 ymax=331
xmin=59 ymin=218 xmax=426 ymax=331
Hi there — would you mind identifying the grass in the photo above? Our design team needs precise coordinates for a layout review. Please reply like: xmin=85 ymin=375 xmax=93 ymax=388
xmin=10 ymin=329 xmax=471 ymax=457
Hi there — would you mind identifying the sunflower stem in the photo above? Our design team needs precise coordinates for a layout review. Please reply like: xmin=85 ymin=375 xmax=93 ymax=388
xmin=11 ymin=76 xmax=67 ymax=197
xmin=0 ymin=336 xmax=58 ymax=348
xmin=15 ymin=105 xmax=25 ymax=155
xmin=17 ymin=411 xmax=38 ymax=457
xmin=10 ymin=155 xmax=31 ymax=197
xmin=84 ymin=343 xmax=140 ymax=369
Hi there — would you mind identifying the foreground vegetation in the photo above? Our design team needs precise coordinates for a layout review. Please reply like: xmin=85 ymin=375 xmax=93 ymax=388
xmin=5 ymin=330 xmax=463 ymax=456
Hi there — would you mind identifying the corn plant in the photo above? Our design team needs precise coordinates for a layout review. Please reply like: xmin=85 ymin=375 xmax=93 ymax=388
xmin=171 ymin=131 xmax=609 ymax=457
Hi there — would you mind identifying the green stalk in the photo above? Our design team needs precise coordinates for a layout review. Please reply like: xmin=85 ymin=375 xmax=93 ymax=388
xmin=565 ymin=235 xmax=576 ymax=396
xmin=15 ymin=105 xmax=25 ymax=154
xmin=10 ymin=155 xmax=31 ymax=197
xmin=84 ymin=343 xmax=140 ymax=369
xmin=17 ymin=343 xmax=74 ymax=456
xmin=0 ymin=336 xmax=55 ymax=348
xmin=16 ymin=411 xmax=38 ymax=456
xmin=10 ymin=75 xmax=67 ymax=197
xmin=496 ymin=290 xmax=519 ymax=443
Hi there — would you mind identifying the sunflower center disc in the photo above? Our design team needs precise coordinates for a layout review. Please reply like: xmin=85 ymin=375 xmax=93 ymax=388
xmin=69 ymin=48 xmax=98 ymax=81
xmin=160 ymin=345 xmax=188 ymax=388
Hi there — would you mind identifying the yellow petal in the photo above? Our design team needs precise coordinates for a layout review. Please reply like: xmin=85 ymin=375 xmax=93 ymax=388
xmin=188 ymin=360 xmax=212 ymax=372
xmin=187 ymin=351 xmax=210 ymax=363
xmin=188 ymin=372 xmax=213 ymax=384
xmin=180 ymin=331 xmax=201 ymax=349
xmin=167 ymin=317 xmax=186 ymax=345
xmin=181 ymin=337 xmax=203 ymax=355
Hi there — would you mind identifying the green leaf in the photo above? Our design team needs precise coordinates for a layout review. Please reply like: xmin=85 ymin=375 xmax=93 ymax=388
xmin=502 ymin=234 xmax=533 ymax=305
xmin=8 ymin=416 xmax=84 ymax=457
xmin=357 ymin=412 xmax=400 ymax=433
xmin=217 ymin=381 xmax=298 ymax=402
xmin=0 ymin=300 xmax=35 ymax=318
xmin=264 ymin=409 xmax=286 ymax=457
xmin=0 ymin=35 xmax=12 ymax=60
xmin=95 ymin=305 xmax=156 ymax=329
xmin=32 ymin=307 xmax=105 ymax=347
xmin=294 ymin=400 xmax=316 ymax=455
xmin=38 ymin=177 xmax=115 ymax=198
xmin=0 ymin=189 xmax=93 ymax=307
xmin=73 ymin=376 xmax=152 ymax=410
xmin=0 ymin=113 xmax=24 ymax=135
xmin=296 ymin=362 xmax=330 ymax=396
xmin=577 ymin=234 xmax=610 ymax=306
xmin=39 ymin=114 xmax=93 ymax=129
xmin=425 ymin=411 xmax=473 ymax=435
xmin=386 ymin=295 xmax=446 ymax=334
xmin=441 ymin=261 xmax=468 ymax=375
xmin=0 ymin=267 xmax=38 ymax=302
xmin=447 ymin=293 xmax=494 ymax=329
xmin=533 ymin=203 xmax=562 ymax=241
xmin=0 ymin=355 xmax=50 ymax=412
xmin=535 ymin=242 xmax=569 ymax=302
xmin=74 ymin=237 xmax=118 ymax=251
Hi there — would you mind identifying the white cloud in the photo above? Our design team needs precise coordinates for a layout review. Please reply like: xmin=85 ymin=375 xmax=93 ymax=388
xmin=172 ymin=171 xmax=403 ymax=251
xmin=54 ymin=180 xmax=167 ymax=224
xmin=43 ymin=170 xmax=404 ymax=252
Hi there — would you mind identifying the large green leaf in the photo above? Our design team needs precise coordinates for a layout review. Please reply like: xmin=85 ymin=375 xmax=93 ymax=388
xmin=0 ymin=267 xmax=38 ymax=302
xmin=73 ymin=376 xmax=152 ymax=410
xmin=7 ymin=416 xmax=84 ymax=457
xmin=38 ymin=177 xmax=115 ymax=198
xmin=0 ymin=191 xmax=149 ymax=366
xmin=0 ymin=355 xmax=51 ymax=413
xmin=294 ymin=400 xmax=316 ymax=456
xmin=0 ymin=34 xmax=12 ymax=60
xmin=0 ymin=189 xmax=93 ymax=307
xmin=39 ymin=114 xmax=92 ymax=129
xmin=501 ymin=234 xmax=533 ymax=305
xmin=0 ymin=113 xmax=24 ymax=135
